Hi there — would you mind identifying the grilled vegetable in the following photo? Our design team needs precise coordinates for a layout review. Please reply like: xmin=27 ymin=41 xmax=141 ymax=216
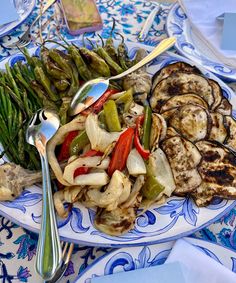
xmin=151 ymin=61 xmax=201 ymax=91
xmin=126 ymin=148 xmax=146 ymax=176
xmin=216 ymin=98 xmax=232 ymax=116
xmin=142 ymin=105 xmax=152 ymax=150
xmin=162 ymin=136 xmax=202 ymax=193
xmin=69 ymin=130 xmax=90 ymax=156
xmin=150 ymin=113 xmax=167 ymax=151
xmin=103 ymin=100 xmax=121 ymax=132
xmin=194 ymin=140 xmax=236 ymax=205
xmin=134 ymin=115 xmax=150 ymax=160
xmin=208 ymin=79 xmax=223 ymax=110
xmin=209 ymin=112 xmax=227 ymax=143
xmin=142 ymin=148 xmax=175 ymax=200
xmin=150 ymin=72 xmax=214 ymax=111
xmin=160 ymin=93 xmax=208 ymax=113
xmin=108 ymin=128 xmax=134 ymax=176
xmin=169 ymin=104 xmax=209 ymax=142
xmin=224 ymin=116 xmax=236 ymax=150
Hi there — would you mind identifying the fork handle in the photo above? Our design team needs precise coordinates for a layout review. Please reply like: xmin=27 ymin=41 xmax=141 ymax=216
xmin=31 ymin=0 xmax=56 ymax=27
xmin=110 ymin=37 xmax=176 ymax=81
xmin=36 ymin=150 xmax=62 ymax=281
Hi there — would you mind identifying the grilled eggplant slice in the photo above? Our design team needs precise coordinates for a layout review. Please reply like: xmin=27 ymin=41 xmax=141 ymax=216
xmin=195 ymin=140 xmax=236 ymax=203
xmin=162 ymin=136 xmax=202 ymax=193
xmin=173 ymin=169 xmax=202 ymax=194
xmin=160 ymin=93 xmax=209 ymax=113
xmin=209 ymin=112 xmax=227 ymax=143
xmin=152 ymin=62 xmax=201 ymax=91
xmin=165 ymin=127 xmax=180 ymax=139
xmin=169 ymin=104 xmax=209 ymax=142
xmin=208 ymin=79 xmax=223 ymax=110
xmin=150 ymin=113 xmax=167 ymax=151
xmin=162 ymin=136 xmax=202 ymax=171
xmin=150 ymin=72 xmax=214 ymax=112
xmin=224 ymin=116 xmax=236 ymax=150
xmin=161 ymin=108 xmax=178 ymax=121
xmin=216 ymin=98 xmax=232 ymax=116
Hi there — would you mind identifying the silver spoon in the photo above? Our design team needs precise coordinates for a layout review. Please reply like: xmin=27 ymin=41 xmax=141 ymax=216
xmin=69 ymin=36 xmax=176 ymax=116
xmin=26 ymin=109 xmax=62 ymax=281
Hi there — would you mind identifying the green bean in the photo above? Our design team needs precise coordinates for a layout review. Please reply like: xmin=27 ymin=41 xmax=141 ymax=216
xmin=18 ymin=111 xmax=25 ymax=163
xmin=79 ymin=47 xmax=111 ymax=77
xmin=5 ymin=63 xmax=20 ymax=98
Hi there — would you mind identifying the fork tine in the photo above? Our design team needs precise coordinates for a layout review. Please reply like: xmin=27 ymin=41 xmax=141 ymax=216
xmin=45 ymin=242 xmax=74 ymax=283
xmin=64 ymin=243 xmax=74 ymax=264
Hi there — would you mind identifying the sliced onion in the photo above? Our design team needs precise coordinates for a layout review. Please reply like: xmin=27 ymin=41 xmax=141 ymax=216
xmin=47 ymin=115 xmax=86 ymax=186
xmin=85 ymin=113 xmax=122 ymax=152
xmin=126 ymin=149 xmax=146 ymax=176
xmin=63 ymin=156 xmax=110 ymax=185
xmin=74 ymin=172 xmax=109 ymax=186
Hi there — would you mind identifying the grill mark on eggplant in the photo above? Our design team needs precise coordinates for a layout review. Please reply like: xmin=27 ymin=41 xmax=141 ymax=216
xmin=151 ymin=62 xmax=201 ymax=91
xmin=150 ymin=72 xmax=214 ymax=112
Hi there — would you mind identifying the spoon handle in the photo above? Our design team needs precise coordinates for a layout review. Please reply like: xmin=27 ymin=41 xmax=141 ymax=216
xmin=110 ymin=37 xmax=176 ymax=81
xmin=36 ymin=149 xmax=62 ymax=281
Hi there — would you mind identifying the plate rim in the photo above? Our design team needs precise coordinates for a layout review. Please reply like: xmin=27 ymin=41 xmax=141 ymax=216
xmin=0 ymin=42 xmax=236 ymax=247
xmin=166 ymin=2 xmax=236 ymax=82
xmin=0 ymin=0 xmax=36 ymax=38
xmin=74 ymin=237 xmax=236 ymax=282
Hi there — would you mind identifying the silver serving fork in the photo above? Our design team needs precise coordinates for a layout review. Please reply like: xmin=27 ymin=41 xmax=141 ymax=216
xmin=6 ymin=0 xmax=56 ymax=48
xmin=46 ymin=242 xmax=75 ymax=283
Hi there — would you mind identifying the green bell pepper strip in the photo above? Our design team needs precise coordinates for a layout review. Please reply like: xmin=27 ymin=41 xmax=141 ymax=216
xmin=115 ymin=88 xmax=133 ymax=112
xmin=103 ymin=100 xmax=121 ymax=132
xmin=142 ymin=105 xmax=152 ymax=150
xmin=69 ymin=130 xmax=90 ymax=156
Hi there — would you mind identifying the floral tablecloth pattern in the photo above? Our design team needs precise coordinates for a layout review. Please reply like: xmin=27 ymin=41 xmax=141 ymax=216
xmin=0 ymin=0 xmax=236 ymax=282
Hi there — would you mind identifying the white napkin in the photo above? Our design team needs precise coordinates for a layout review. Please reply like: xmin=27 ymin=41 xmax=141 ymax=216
xmin=178 ymin=0 xmax=236 ymax=68
xmin=165 ymin=239 xmax=236 ymax=283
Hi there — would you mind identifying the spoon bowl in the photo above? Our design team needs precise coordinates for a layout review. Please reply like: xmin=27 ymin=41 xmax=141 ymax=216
xmin=69 ymin=37 xmax=176 ymax=116
xmin=26 ymin=109 xmax=62 ymax=281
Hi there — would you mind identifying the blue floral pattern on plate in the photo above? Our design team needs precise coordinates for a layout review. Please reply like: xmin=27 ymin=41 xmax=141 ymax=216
xmin=166 ymin=3 xmax=236 ymax=82
xmin=75 ymin=237 xmax=236 ymax=283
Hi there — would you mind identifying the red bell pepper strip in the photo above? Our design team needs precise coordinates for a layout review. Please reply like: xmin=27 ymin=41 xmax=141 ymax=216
xmin=134 ymin=115 xmax=150 ymax=160
xmin=108 ymin=128 xmax=134 ymax=176
xmin=74 ymin=150 xmax=103 ymax=177
xmin=92 ymin=89 xmax=119 ymax=113
xmin=58 ymin=131 xmax=79 ymax=162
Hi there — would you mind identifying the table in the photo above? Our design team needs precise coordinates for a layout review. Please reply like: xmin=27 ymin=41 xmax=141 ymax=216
xmin=0 ymin=1 xmax=236 ymax=282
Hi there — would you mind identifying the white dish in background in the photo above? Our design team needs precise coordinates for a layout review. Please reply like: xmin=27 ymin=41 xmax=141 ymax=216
xmin=74 ymin=237 xmax=236 ymax=283
xmin=0 ymin=40 xmax=236 ymax=247
xmin=166 ymin=3 xmax=236 ymax=82
xmin=0 ymin=0 xmax=35 ymax=38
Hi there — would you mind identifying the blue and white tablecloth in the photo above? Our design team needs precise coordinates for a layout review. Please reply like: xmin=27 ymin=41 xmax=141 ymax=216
xmin=0 ymin=1 xmax=236 ymax=282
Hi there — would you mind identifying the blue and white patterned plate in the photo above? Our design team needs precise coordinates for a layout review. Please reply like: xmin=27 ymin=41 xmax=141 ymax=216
xmin=0 ymin=40 xmax=236 ymax=247
xmin=74 ymin=237 xmax=236 ymax=283
xmin=166 ymin=3 xmax=236 ymax=82
xmin=0 ymin=0 xmax=35 ymax=38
